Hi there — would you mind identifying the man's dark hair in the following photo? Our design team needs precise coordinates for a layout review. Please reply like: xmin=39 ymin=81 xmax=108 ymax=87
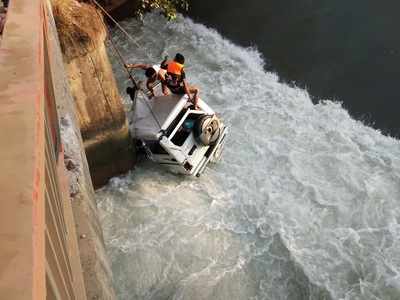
xmin=145 ymin=67 xmax=156 ymax=78
xmin=174 ymin=53 xmax=185 ymax=64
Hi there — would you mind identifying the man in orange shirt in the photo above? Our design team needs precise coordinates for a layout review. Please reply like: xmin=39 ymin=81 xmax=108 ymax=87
xmin=162 ymin=53 xmax=200 ymax=108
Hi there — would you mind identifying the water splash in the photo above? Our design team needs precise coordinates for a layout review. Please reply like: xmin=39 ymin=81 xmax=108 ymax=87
xmin=97 ymin=13 xmax=400 ymax=300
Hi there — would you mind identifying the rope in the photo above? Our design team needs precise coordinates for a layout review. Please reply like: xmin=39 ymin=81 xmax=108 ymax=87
xmin=111 ymin=40 xmax=163 ymax=128
xmin=91 ymin=0 xmax=141 ymax=49
xmin=87 ymin=53 xmax=116 ymax=120
xmin=90 ymin=0 xmax=163 ymax=129
xmin=106 ymin=37 xmax=163 ymax=129
xmin=107 ymin=34 xmax=139 ymax=88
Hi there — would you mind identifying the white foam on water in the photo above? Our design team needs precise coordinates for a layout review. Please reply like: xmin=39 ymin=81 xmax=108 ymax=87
xmin=97 ymin=13 xmax=400 ymax=300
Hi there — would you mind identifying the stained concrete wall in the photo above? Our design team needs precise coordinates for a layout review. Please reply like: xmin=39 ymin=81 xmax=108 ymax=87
xmin=46 ymin=0 xmax=117 ymax=298
xmin=0 ymin=0 xmax=88 ymax=299
xmin=53 ymin=0 xmax=135 ymax=189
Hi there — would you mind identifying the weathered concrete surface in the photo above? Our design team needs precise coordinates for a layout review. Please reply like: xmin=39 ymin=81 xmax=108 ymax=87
xmin=0 ymin=0 xmax=86 ymax=299
xmin=0 ymin=1 xmax=46 ymax=297
xmin=53 ymin=0 xmax=135 ymax=188
xmin=44 ymin=1 xmax=89 ymax=297
xmin=47 ymin=0 xmax=117 ymax=298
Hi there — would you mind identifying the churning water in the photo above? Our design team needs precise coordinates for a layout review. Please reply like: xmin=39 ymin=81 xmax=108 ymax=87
xmin=97 ymin=13 xmax=400 ymax=300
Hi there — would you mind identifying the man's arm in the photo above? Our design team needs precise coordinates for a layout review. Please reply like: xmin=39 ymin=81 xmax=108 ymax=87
xmin=146 ymin=80 xmax=155 ymax=98
xmin=161 ymin=83 xmax=169 ymax=96
xmin=159 ymin=78 xmax=169 ymax=96
xmin=125 ymin=63 xmax=151 ymax=70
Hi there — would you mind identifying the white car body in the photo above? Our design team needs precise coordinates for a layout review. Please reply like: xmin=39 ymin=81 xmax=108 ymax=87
xmin=133 ymin=94 xmax=227 ymax=176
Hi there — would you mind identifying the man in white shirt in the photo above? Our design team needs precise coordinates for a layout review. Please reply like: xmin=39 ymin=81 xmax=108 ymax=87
xmin=125 ymin=63 xmax=167 ymax=98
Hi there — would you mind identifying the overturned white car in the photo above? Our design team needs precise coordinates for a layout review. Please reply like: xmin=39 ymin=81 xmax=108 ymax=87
xmin=132 ymin=94 xmax=227 ymax=177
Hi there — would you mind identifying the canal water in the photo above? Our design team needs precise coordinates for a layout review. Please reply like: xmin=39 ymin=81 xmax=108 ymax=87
xmin=97 ymin=13 xmax=400 ymax=300
xmin=188 ymin=0 xmax=400 ymax=137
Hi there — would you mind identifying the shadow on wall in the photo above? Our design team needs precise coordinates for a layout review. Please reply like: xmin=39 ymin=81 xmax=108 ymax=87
xmin=0 ymin=1 xmax=8 ymax=35
xmin=103 ymin=0 xmax=139 ymax=21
